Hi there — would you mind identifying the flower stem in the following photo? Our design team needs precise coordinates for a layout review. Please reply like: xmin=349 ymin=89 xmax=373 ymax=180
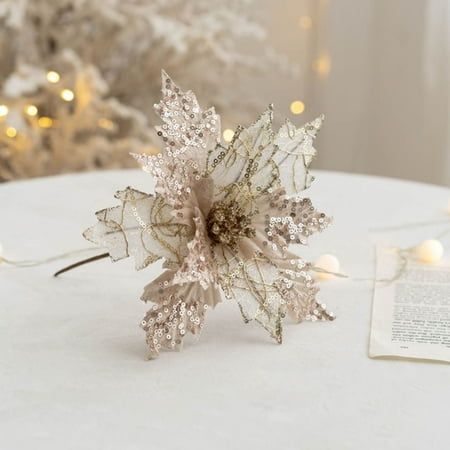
xmin=53 ymin=252 xmax=109 ymax=277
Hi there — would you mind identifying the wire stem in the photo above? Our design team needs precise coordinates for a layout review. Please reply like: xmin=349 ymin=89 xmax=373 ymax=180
xmin=53 ymin=252 xmax=109 ymax=277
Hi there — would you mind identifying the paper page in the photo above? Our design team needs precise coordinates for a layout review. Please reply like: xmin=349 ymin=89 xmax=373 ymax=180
xmin=369 ymin=245 xmax=450 ymax=362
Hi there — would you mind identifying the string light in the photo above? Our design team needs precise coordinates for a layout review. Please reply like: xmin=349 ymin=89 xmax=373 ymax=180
xmin=299 ymin=16 xmax=312 ymax=30
xmin=60 ymin=89 xmax=75 ymax=102
xmin=46 ymin=71 xmax=60 ymax=83
xmin=25 ymin=105 xmax=38 ymax=116
xmin=314 ymin=254 xmax=340 ymax=280
xmin=312 ymin=54 xmax=331 ymax=78
xmin=38 ymin=116 xmax=53 ymax=128
xmin=415 ymin=240 xmax=444 ymax=264
xmin=0 ymin=104 xmax=9 ymax=117
xmin=290 ymin=100 xmax=305 ymax=115
xmin=5 ymin=126 xmax=17 ymax=138
xmin=223 ymin=129 xmax=234 ymax=142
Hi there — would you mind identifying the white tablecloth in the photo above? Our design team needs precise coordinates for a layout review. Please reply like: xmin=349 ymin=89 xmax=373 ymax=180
xmin=1 ymin=170 xmax=449 ymax=450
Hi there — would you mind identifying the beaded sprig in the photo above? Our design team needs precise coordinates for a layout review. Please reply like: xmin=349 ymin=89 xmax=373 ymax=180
xmin=83 ymin=71 xmax=334 ymax=358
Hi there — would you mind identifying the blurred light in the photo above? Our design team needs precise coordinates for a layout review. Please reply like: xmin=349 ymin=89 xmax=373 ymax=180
xmin=299 ymin=16 xmax=312 ymax=30
xmin=223 ymin=129 xmax=234 ymax=142
xmin=5 ymin=126 xmax=17 ymax=138
xmin=290 ymin=100 xmax=305 ymax=115
xmin=312 ymin=54 xmax=331 ymax=78
xmin=38 ymin=116 xmax=53 ymax=128
xmin=25 ymin=105 xmax=38 ymax=116
xmin=141 ymin=146 xmax=160 ymax=156
xmin=0 ymin=105 xmax=9 ymax=117
xmin=97 ymin=118 xmax=115 ymax=130
xmin=60 ymin=89 xmax=75 ymax=102
xmin=46 ymin=71 xmax=60 ymax=83
xmin=415 ymin=239 xmax=444 ymax=264
xmin=314 ymin=254 xmax=340 ymax=280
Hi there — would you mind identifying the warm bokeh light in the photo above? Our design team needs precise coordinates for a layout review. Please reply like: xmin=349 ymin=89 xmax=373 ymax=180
xmin=25 ymin=105 xmax=38 ymax=116
xmin=0 ymin=104 xmax=9 ymax=117
xmin=60 ymin=89 xmax=75 ymax=102
xmin=5 ymin=126 xmax=17 ymax=138
xmin=141 ymin=146 xmax=160 ymax=156
xmin=299 ymin=15 xmax=312 ymax=30
xmin=415 ymin=239 xmax=444 ymax=264
xmin=46 ymin=71 xmax=60 ymax=83
xmin=97 ymin=118 xmax=115 ymax=130
xmin=38 ymin=116 xmax=53 ymax=128
xmin=312 ymin=54 xmax=331 ymax=78
xmin=223 ymin=128 xmax=234 ymax=142
xmin=290 ymin=100 xmax=305 ymax=115
xmin=314 ymin=254 xmax=341 ymax=280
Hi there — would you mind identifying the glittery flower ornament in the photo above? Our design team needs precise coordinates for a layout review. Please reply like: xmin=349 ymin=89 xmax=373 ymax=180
xmin=84 ymin=71 xmax=334 ymax=358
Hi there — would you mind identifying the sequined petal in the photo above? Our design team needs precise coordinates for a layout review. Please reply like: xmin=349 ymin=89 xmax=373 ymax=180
xmin=83 ymin=187 xmax=190 ymax=270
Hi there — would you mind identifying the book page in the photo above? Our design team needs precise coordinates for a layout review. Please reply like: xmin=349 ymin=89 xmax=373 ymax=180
xmin=369 ymin=245 xmax=450 ymax=362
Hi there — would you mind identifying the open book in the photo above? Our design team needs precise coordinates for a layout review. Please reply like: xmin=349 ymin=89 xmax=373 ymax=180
xmin=370 ymin=245 xmax=450 ymax=362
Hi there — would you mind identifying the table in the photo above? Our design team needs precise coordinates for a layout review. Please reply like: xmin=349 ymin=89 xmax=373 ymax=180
xmin=1 ymin=169 xmax=449 ymax=450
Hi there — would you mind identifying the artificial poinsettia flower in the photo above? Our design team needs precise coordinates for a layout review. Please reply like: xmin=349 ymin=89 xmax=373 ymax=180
xmin=84 ymin=71 xmax=334 ymax=358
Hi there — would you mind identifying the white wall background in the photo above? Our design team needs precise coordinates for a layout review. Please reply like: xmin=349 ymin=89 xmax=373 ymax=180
xmin=253 ymin=0 xmax=450 ymax=186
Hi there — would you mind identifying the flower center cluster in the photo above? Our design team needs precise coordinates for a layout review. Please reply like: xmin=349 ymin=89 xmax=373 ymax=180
xmin=206 ymin=200 xmax=255 ymax=247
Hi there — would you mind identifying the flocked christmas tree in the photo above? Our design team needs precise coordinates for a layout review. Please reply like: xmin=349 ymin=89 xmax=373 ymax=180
xmin=0 ymin=0 xmax=295 ymax=181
